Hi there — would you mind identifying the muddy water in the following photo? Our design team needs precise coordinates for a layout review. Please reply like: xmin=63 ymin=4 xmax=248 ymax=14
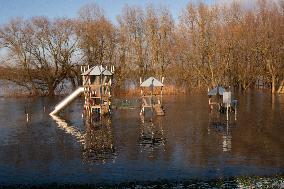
xmin=0 ymin=91 xmax=283 ymax=184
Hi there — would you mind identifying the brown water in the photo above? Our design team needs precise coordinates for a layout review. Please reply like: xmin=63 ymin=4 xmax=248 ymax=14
xmin=0 ymin=91 xmax=283 ymax=185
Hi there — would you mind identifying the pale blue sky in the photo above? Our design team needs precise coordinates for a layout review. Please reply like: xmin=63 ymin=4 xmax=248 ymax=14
xmin=0 ymin=0 xmax=216 ymax=24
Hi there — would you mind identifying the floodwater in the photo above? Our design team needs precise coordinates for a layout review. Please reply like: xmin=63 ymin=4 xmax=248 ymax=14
xmin=0 ymin=91 xmax=283 ymax=185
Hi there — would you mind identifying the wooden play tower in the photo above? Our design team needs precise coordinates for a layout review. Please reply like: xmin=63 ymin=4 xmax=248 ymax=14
xmin=81 ymin=65 xmax=114 ymax=116
xmin=140 ymin=77 xmax=165 ymax=116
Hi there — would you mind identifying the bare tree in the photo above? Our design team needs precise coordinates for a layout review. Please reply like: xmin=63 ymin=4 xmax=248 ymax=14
xmin=1 ymin=0 xmax=283 ymax=95
xmin=76 ymin=3 xmax=116 ymax=67
xmin=0 ymin=17 xmax=79 ymax=96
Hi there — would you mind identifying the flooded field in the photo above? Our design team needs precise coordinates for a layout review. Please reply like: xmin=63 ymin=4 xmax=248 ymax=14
xmin=0 ymin=91 xmax=283 ymax=185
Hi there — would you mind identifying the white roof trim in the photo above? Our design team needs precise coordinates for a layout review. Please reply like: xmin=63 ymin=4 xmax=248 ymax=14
xmin=140 ymin=77 xmax=163 ymax=87
xmin=81 ymin=65 xmax=112 ymax=76
xmin=208 ymin=86 xmax=226 ymax=96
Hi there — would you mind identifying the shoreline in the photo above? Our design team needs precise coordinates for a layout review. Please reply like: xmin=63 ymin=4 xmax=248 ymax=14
xmin=0 ymin=86 xmax=276 ymax=98
xmin=0 ymin=175 xmax=283 ymax=188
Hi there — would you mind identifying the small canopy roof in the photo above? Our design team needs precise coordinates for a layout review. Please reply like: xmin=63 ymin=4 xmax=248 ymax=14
xmin=140 ymin=77 xmax=163 ymax=87
xmin=81 ymin=65 xmax=112 ymax=76
xmin=208 ymin=86 xmax=226 ymax=96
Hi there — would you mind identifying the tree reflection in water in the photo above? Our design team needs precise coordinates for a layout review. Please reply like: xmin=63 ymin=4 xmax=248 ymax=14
xmin=83 ymin=116 xmax=116 ymax=164
xmin=139 ymin=114 xmax=166 ymax=155
xmin=208 ymin=109 xmax=237 ymax=152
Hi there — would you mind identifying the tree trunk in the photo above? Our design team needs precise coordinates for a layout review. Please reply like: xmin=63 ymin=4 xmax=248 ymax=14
xmin=197 ymin=78 xmax=201 ymax=89
xmin=48 ymin=84 xmax=55 ymax=96
xmin=271 ymin=76 xmax=276 ymax=94
xmin=70 ymin=78 xmax=77 ymax=90
xmin=277 ymin=79 xmax=284 ymax=93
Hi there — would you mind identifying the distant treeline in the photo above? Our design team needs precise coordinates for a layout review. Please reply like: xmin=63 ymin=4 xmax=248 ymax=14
xmin=0 ymin=0 xmax=283 ymax=96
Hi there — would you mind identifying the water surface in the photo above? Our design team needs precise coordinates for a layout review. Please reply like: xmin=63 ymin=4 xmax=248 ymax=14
xmin=0 ymin=92 xmax=283 ymax=184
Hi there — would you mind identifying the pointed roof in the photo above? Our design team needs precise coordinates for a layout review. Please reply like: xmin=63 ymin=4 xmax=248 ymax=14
xmin=140 ymin=77 xmax=163 ymax=87
xmin=208 ymin=86 xmax=226 ymax=96
xmin=81 ymin=65 xmax=112 ymax=76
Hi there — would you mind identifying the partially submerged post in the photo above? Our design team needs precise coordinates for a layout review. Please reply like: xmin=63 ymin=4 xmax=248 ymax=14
xmin=140 ymin=77 xmax=165 ymax=116
xmin=81 ymin=65 xmax=114 ymax=116
xmin=223 ymin=91 xmax=231 ymax=121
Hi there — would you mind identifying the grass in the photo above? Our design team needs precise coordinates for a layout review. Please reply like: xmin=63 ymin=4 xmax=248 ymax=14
xmin=1 ymin=175 xmax=283 ymax=189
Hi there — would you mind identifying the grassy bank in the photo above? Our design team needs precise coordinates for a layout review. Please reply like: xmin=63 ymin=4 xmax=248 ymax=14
xmin=0 ymin=175 xmax=283 ymax=189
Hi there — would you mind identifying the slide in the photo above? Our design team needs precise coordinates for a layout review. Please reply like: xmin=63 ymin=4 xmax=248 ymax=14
xmin=50 ymin=87 xmax=84 ymax=115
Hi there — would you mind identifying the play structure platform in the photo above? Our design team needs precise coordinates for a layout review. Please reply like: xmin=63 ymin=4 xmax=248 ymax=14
xmin=50 ymin=66 xmax=167 ymax=118
xmin=140 ymin=77 xmax=165 ymax=116
xmin=50 ymin=65 xmax=114 ymax=116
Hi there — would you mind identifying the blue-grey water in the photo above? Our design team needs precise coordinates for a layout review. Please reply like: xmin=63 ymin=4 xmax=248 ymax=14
xmin=0 ymin=91 xmax=283 ymax=185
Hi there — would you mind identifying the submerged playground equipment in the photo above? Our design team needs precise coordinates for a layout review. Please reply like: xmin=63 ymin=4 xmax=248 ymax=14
xmin=140 ymin=77 xmax=165 ymax=116
xmin=50 ymin=68 xmax=167 ymax=118
xmin=208 ymin=86 xmax=237 ymax=120
xmin=50 ymin=65 xmax=114 ymax=116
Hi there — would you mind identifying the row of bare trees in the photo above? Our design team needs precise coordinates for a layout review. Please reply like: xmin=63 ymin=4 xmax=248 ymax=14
xmin=176 ymin=0 xmax=284 ymax=93
xmin=0 ymin=0 xmax=283 ymax=96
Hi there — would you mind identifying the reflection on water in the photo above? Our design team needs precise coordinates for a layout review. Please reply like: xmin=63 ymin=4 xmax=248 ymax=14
xmin=0 ymin=91 xmax=283 ymax=184
xmin=50 ymin=114 xmax=116 ymax=164
xmin=139 ymin=115 xmax=165 ymax=155
xmin=208 ymin=109 xmax=236 ymax=152
xmin=83 ymin=117 xmax=116 ymax=164
xmin=50 ymin=114 xmax=85 ymax=145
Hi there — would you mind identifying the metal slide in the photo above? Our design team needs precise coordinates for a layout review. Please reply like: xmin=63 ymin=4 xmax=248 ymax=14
xmin=50 ymin=87 xmax=84 ymax=115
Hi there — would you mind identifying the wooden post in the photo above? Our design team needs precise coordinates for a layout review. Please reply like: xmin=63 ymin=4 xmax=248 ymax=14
xmin=100 ymin=65 xmax=103 ymax=114
xmin=234 ymin=106 xmax=237 ymax=121
xmin=151 ymin=90 xmax=153 ymax=113
xmin=140 ymin=85 xmax=144 ymax=115
xmin=151 ymin=79 xmax=154 ymax=113
xmin=160 ymin=87 xmax=163 ymax=105
xmin=226 ymin=103 xmax=229 ymax=121
xmin=161 ymin=77 xmax=164 ymax=105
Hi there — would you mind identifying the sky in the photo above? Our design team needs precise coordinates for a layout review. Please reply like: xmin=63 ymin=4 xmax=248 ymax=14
xmin=0 ymin=0 xmax=217 ymax=25
xmin=0 ymin=0 xmax=278 ymax=25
